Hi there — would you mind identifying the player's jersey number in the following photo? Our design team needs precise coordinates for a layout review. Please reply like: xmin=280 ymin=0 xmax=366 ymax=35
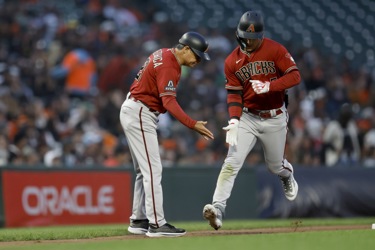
xmin=135 ymin=58 xmax=150 ymax=82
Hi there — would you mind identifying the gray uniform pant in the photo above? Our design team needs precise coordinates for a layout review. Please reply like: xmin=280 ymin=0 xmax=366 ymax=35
xmin=119 ymin=97 xmax=166 ymax=227
xmin=213 ymin=109 xmax=293 ymax=214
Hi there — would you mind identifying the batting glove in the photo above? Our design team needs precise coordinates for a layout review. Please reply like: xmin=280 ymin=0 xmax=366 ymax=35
xmin=250 ymin=80 xmax=270 ymax=94
xmin=222 ymin=119 xmax=239 ymax=146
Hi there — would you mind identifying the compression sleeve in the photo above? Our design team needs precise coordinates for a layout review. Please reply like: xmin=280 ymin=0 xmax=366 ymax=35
xmin=227 ymin=89 xmax=243 ymax=120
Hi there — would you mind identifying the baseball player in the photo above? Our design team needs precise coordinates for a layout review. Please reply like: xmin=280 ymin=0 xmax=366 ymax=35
xmin=203 ymin=10 xmax=301 ymax=230
xmin=120 ymin=31 xmax=214 ymax=237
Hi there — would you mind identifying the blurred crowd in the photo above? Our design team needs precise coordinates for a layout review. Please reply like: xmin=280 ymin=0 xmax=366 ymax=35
xmin=0 ymin=0 xmax=374 ymax=169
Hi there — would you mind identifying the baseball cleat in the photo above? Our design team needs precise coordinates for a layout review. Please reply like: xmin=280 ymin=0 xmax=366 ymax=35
xmin=146 ymin=223 xmax=186 ymax=237
xmin=127 ymin=219 xmax=149 ymax=235
xmin=280 ymin=174 xmax=298 ymax=201
xmin=203 ymin=204 xmax=222 ymax=230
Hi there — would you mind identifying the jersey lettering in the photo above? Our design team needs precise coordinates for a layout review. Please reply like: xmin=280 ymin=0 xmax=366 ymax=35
xmin=153 ymin=49 xmax=163 ymax=68
xmin=235 ymin=61 xmax=276 ymax=82
xmin=135 ymin=58 xmax=150 ymax=81
xmin=236 ymin=66 xmax=252 ymax=82
xmin=260 ymin=61 xmax=275 ymax=75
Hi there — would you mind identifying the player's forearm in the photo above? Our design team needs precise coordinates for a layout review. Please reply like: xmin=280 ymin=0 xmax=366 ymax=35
xmin=269 ymin=70 xmax=301 ymax=92
xmin=226 ymin=89 xmax=243 ymax=120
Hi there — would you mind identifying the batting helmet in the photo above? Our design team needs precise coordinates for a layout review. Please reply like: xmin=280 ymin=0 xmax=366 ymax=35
xmin=179 ymin=32 xmax=210 ymax=61
xmin=236 ymin=11 xmax=264 ymax=40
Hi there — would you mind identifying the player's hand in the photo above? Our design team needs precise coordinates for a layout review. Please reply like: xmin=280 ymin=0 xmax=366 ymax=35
xmin=250 ymin=80 xmax=270 ymax=94
xmin=194 ymin=121 xmax=214 ymax=140
xmin=222 ymin=119 xmax=239 ymax=146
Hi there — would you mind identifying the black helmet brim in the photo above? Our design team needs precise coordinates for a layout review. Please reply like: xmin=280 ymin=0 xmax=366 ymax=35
xmin=237 ymin=30 xmax=263 ymax=40
xmin=191 ymin=47 xmax=210 ymax=61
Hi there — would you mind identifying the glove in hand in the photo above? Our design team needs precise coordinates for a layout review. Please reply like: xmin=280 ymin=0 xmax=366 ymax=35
xmin=222 ymin=119 xmax=239 ymax=146
xmin=250 ymin=80 xmax=270 ymax=94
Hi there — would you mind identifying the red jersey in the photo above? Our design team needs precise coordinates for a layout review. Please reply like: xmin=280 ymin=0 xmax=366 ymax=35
xmin=224 ymin=38 xmax=300 ymax=118
xmin=129 ymin=48 xmax=196 ymax=129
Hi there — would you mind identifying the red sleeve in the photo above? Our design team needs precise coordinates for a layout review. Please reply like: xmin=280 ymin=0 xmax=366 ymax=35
xmin=156 ymin=66 xmax=179 ymax=98
xmin=270 ymin=70 xmax=301 ymax=92
xmin=269 ymin=46 xmax=301 ymax=91
xmin=162 ymin=95 xmax=197 ymax=129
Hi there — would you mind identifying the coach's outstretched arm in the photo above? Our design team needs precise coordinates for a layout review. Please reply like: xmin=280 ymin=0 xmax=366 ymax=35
xmin=194 ymin=121 xmax=214 ymax=140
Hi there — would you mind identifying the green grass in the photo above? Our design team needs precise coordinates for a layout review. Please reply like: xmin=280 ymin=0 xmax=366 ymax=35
xmin=0 ymin=225 xmax=126 ymax=242
xmin=0 ymin=218 xmax=374 ymax=250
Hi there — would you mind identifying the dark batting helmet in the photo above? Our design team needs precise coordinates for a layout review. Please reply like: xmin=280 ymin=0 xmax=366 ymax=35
xmin=179 ymin=32 xmax=210 ymax=61
xmin=237 ymin=11 xmax=264 ymax=40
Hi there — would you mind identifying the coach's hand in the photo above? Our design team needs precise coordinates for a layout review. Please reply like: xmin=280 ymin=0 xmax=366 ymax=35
xmin=194 ymin=121 xmax=214 ymax=140
xmin=250 ymin=80 xmax=270 ymax=94
xmin=223 ymin=119 xmax=239 ymax=146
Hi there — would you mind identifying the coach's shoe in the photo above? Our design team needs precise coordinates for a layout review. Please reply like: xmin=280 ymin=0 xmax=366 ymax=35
xmin=280 ymin=174 xmax=299 ymax=201
xmin=128 ymin=219 xmax=149 ymax=235
xmin=203 ymin=204 xmax=222 ymax=230
xmin=146 ymin=223 xmax=186 ymax=237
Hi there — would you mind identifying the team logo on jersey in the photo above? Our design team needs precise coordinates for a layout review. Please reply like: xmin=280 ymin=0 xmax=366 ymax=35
xmin=235 ymin=61 xmax=276 ymax=82
xmin=246 ymin=24 xmax=255 ymax=33
xmin=164 ymin=80 xmax=176 ymax=91
xmin=285 ymin=53 xmax=295 ymax=63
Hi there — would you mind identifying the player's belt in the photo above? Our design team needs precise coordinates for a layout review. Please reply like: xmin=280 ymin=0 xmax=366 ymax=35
xmin=243 ymin=107 xmax=283 ymax=119
xmin=129 ymin=95 xmax=160 ymax=116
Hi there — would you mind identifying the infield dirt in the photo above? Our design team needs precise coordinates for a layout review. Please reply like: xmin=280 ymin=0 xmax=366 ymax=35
xmin=0 ymin=224 xmax=370 ymax=246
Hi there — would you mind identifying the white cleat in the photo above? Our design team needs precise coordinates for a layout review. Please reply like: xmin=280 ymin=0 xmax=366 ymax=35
xmin=280 ymin=174 xmax=299 ymax=201
xmin=128 ymin=226 xmax=148 ymax=235
xmin=203 ymin=204 xmax=222 ymax=230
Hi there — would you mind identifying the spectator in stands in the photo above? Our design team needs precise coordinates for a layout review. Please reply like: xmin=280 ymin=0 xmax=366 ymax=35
xmin=322 ymin=103 xmax=361 ymax=167
xmin=103 ymin=144 xmax=131 ymax=168
xmin=0 ymin=134 xmax=9 ymax=166
xmin=361 ymin=108 xmax=375 ymax=167
xmin=0 ymin=0 xmax=374 ymax=168
xmin=97 ymin=46 xmax=139 ymax=94
xmin=50 ymin=30 xmax=98 ymax=100
xmin=363 ymin=138 xmax=375 ymax=168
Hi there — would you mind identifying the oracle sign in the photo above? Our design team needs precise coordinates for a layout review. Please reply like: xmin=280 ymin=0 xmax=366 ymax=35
xmin=2 ymin=170 xmax=132 ymax=227
xmin=22 ymin=185 xmax=114 ymax=216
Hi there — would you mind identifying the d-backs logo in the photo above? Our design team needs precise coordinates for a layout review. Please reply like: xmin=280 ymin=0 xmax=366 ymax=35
xmin=235 ymin=61 xmax=276 ymax=82
xmin=246 ymin=24 xmax=255 ymax=33
xmin=164 ymin=80 xmax=176 ymax=91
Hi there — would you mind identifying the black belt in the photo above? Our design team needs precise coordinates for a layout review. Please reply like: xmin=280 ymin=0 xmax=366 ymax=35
xmin=129 ymin=95 xmax=160 ymax=116
xmin=243 ymin=107 xmax=283 ymax=119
